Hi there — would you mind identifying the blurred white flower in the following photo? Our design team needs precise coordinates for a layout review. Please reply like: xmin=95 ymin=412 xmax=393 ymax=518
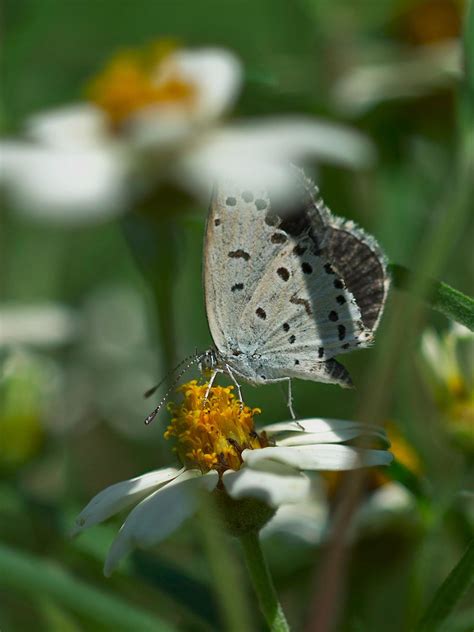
xmin=0 ymin=303 xmax=79 ymax=347
xmin=72 ymin=380 xmax=392 ymax=575
xmin=332 ymin=40 xmax=460 ymax=116
xmin=420 ymin=324 xmax=474 ymax=451
xmin=421 ymin=324 xmax=473 ymax=391
xmin=1 ymin=42 xmax=374 ymax=224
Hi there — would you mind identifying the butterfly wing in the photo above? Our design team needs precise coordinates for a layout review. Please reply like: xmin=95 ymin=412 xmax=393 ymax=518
xmin=204 ymin=183 xmax=291 ymax=356
xmin=236 ymin=229 xmax=368 ymax=381
xmin=232 ymin=173 xmax=388 ymax=386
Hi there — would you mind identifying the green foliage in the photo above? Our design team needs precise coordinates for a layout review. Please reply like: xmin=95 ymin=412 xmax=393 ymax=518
xmin=389 ymin=264 xmax=474 ymax=331
xmin=1 ymin=1 xmax=473 ymax=631
xmin=418 ymin=539 xmax=474 ymax=632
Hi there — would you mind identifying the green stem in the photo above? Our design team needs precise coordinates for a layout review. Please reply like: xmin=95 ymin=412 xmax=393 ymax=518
xmin=389 ymin=263 xmax=474 ymax=331
xmin=418 ymin=538 xmax=474 ymax=631
xmin=240 ymin=531 xmax=290 ymax=632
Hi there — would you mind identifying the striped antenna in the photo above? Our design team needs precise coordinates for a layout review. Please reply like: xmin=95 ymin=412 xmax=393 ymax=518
xmin=143 ymin=352 xmax=199 ymax=399
xmin=144 ymin=353 xmax=204 ymax=425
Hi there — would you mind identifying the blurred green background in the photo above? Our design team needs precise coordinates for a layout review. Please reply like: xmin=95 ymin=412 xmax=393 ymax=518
xmin=1 ymin=1 xmax=473 ymax=631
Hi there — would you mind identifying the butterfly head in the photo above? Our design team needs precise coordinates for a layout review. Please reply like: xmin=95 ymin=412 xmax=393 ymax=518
xmin=198 ymin=347 xmax=220 ymax=376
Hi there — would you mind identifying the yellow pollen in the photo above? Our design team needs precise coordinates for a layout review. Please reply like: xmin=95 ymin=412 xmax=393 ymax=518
xmin=165 ymin=380 xmax=268 ymax=474
xmin=87 ymin=40 xmax=197 ymax=128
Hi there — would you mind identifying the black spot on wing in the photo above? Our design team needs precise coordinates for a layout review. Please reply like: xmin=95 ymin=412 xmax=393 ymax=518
xmin=277 ymin=267 xmax=290 ymax=281
xmin=226 ymin=197 xmax=237 ymax=206
xmin=231 ymin=283 xmax=244 ymax=292
xmin=242 ymin=191 xmax=254 ymax=203
xmin=256 ymin=307 xmax=267 ymax=320
xmin=293 ymin=244 xmax=307 ymax=256
xmin=264 ymin=210 xmax=280 ymax=227
xmin=271 ymin=232 xmax=288 ymax=244
xmin=290 ymin=295 xmax=312 ymax=316
xmin=228 ymin=250 xmax=250 ymax=261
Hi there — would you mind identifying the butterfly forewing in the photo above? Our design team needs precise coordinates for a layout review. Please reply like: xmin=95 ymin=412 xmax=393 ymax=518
xmin=204 ymin=184 xmax=290 ymax=355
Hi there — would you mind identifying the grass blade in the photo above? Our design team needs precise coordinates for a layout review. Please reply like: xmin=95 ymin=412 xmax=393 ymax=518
xmin=418 ymin=538 xmax=474 ymax=632
xmin=0 ymin=543 xmax=174 ymax=632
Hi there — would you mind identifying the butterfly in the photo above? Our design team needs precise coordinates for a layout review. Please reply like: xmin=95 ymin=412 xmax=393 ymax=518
xmin=145 ymin=169 xmax=389 ymax=423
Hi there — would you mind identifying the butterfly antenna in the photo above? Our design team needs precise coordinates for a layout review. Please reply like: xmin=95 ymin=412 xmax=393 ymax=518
xmin=143 ymin=353 xmax=199 ymax=399
xmin=144 ymin=354 xmax=204 ymax=425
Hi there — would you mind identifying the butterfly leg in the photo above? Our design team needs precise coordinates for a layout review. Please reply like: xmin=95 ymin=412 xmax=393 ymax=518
xmin=224 ymin=364 xmax=243 ymax=405
xmin=283 ymin=378 xmax=304 ymax=428
xmin=203 ymin=369 xmax=221 ymax=403
xmin=286 ymin=378 xmax=297 ymax=420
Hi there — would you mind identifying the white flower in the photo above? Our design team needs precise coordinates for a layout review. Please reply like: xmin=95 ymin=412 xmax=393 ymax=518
xmin=72 ymin=380 xmax=392 ymax=576
xmin=1 ymin=43 xmax=374 ymax=224
xmin=420 ymin=325 xmax=474 ymax=451
xmin=332 ymin=40 xmax=460 ymax=116
xmin=420 ymin=324 xmax=473 ymax=391
xmin=0 ymin=302 xmax=79 ymax=348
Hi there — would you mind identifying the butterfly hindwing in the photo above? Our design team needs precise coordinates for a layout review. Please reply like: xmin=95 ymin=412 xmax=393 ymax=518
xmin=236 ymin=229 xmax=369 ymax=376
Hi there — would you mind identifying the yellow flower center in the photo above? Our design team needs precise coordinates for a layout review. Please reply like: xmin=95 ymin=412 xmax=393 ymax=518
xmin=165 ymin=380 xmax=268 ymax=474
xmin=87 ymin=40 xmax=197 ymax=128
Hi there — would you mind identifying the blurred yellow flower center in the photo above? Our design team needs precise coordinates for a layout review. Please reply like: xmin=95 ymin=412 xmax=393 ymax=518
xmin=165 ymin=380 xmax=268 ymax=474
xmin=87 ymin=40 xmax=196 ymax=128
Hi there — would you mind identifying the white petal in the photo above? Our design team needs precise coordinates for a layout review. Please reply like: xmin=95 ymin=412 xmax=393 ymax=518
xmin=262 ymin=487 xmax=328 ymax=544
xmin=276 ymin=429 xmax=388 ymax=447
xmin=126 ymin=48 xmax=241 ymax=152
xmin=104 ymin=469 xmax=218 ymax=576
xmin=262 ymin=418 xmax=388 ymax=446
xmin=355 ymin=482 xmax=418 ymax=533
xmin=26 ymin=104 xmax=109 ymax=149
xmin=332 ymin=41 xmax=460 ymax=115
xmin=0 ymin=302 xmax=79 ymax=347
xmin=177 ymin=117 xmax=375 ymax=200
xmin=223 ymin=462 xmax=311 ymax=507
xmin=242 ymin=445 xmax=393 ymax=471
xmin=71 ymin=467 xmax=182 ymax=536
xmin=173 ymin=48 xmax=242 ymax=121
xmin=1 ymin=142 xmax=130 ymax=223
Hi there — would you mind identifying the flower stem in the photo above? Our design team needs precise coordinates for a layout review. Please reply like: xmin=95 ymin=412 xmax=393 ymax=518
xmin=239 ymin=531 xmax=290 ymax=632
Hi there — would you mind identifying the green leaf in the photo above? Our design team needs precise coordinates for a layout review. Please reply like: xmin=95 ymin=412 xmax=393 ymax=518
xmin=0 ymin=543 xmax=174 ymax=632
xmin=418 ymin=538 xmax=474 ymax=632
xmin=389 ymin=264 xmax=474 ymax=331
